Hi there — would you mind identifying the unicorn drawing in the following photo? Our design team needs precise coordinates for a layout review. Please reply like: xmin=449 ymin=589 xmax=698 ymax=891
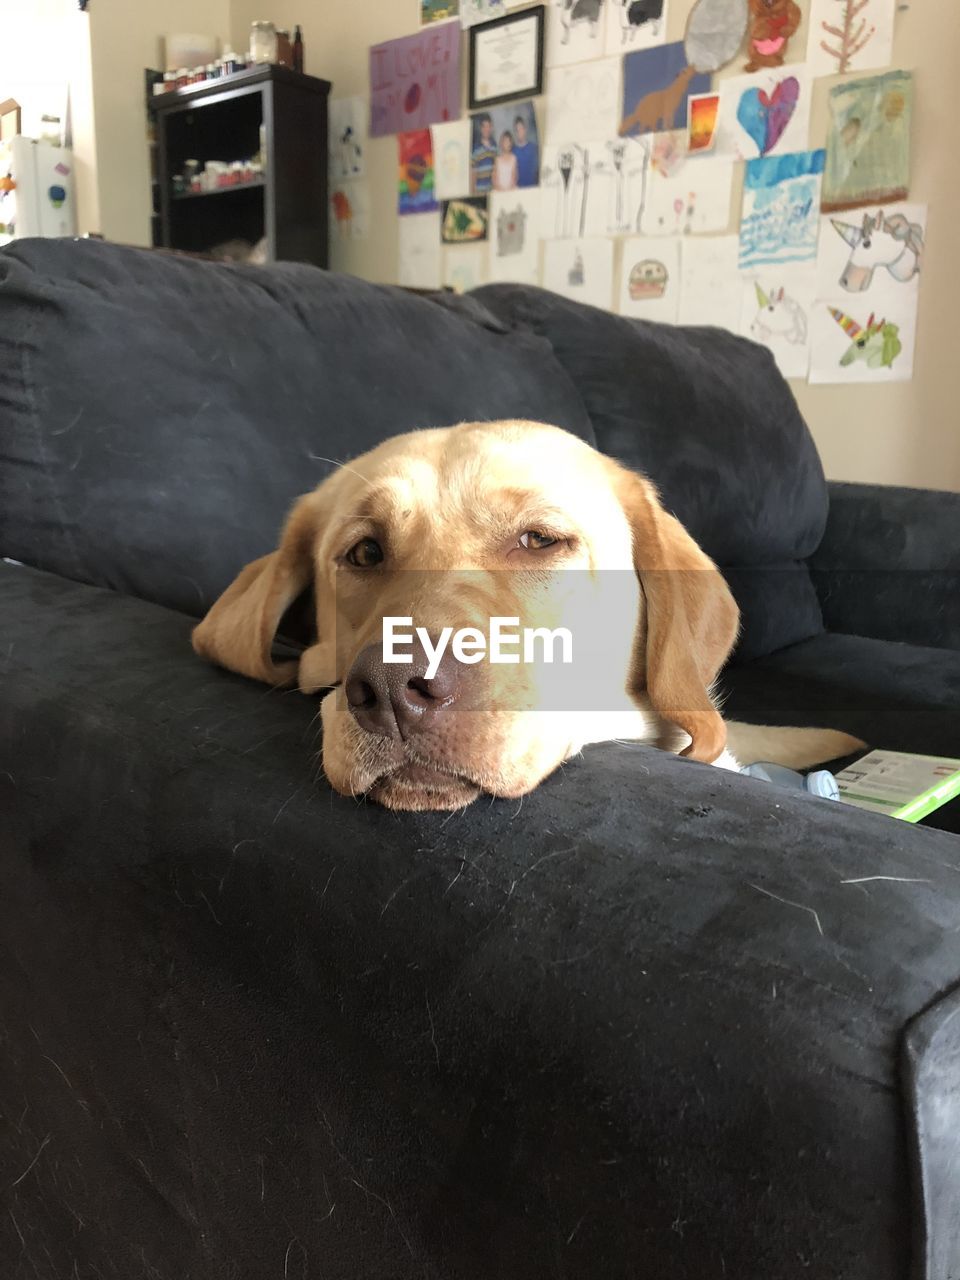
xmin=829 ymin=307 xmax=902 ymax=370
xmin=750 ymin=283 xmax=807 ymax=345
xmin=830 ymin=210 xmax=923 ymax=293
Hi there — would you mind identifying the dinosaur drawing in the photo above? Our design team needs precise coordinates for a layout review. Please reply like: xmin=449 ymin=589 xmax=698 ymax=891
xmin=619 ymin=65 xmax=698 ymax=136
xmin=829 ymin=307 xmax=902 ymax=370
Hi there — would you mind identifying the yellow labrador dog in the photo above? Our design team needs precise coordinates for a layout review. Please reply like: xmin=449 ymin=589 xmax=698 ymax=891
xmin=193 ymin=421 xmax=858 ymax=810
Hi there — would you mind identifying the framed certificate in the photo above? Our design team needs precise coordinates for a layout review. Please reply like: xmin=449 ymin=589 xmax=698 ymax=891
xmin=468 ymin=6 xmax=545 ymax=110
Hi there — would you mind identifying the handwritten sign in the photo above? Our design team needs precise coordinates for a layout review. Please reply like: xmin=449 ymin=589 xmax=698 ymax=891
xmin=369 ymin=22 xmax=461 ymax=138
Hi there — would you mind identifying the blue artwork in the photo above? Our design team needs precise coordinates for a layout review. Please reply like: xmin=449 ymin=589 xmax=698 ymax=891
xmin=619 ymin=41 xmax=712 ymax=137
xmin=739 ymin=149 xmax=826 ymax=271
xmin=736 ymin=76 xmax=800 ymax=156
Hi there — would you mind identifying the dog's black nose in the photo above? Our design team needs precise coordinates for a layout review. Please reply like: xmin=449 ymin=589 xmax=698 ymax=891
xmin=345 ymin=641 xmax=461 ymax=740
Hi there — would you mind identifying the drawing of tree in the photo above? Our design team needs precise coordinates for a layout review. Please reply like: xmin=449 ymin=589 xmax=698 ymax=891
xmin=819 ymin=0 xmax=877 ymax=73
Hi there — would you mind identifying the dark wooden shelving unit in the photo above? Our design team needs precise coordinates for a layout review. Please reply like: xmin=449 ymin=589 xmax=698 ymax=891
xmin=171 ymin=176 xmax=266 ymax=201
xmin=150 ymin=64 xmax=331 ymax=267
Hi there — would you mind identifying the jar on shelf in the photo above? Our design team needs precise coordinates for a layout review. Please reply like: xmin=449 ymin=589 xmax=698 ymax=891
xmin=250 ymin=21 xmax=278 ymax=65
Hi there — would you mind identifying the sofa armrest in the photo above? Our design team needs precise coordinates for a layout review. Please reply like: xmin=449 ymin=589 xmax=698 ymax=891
xmin=4 ymin=559 xmax=960 ymax=1278
xmin=809 ymin=481 xmax=960 ymax=649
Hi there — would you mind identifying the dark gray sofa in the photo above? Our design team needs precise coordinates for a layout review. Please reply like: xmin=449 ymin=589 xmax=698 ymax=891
xmin=1 ymin=239 xmax=958 ymax=1280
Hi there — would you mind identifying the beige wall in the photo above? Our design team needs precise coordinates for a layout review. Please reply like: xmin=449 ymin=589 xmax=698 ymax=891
xmin=13 ymin=1 xmax=957 ymax=486
xmin=85 ymin=0 xmax=232 ymax=245
xmin=231 ymin=0 xmax=414 ymax=286
xmin=228 ymin=0 xmax=960 ymax=491
xmin=793 ymin=4 xmax=960 ymax=492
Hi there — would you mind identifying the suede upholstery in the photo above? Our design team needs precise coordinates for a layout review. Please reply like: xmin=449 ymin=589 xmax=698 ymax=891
xmin=811 ymin=482 xmax=960 ymax=651
xmin=1 ymin=240 xmax=959 ymax=1280
xmin=0 ymin=240 xmax=593 ymax=619
xmin=472 ymin=283 xmax=829 ymax=658
xmin=3 ymin=558 xmax=959 ymax=1280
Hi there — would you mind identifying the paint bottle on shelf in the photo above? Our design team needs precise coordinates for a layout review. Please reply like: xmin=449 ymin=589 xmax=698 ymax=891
xmin=276 ymin=29 xmax=293 ymax=68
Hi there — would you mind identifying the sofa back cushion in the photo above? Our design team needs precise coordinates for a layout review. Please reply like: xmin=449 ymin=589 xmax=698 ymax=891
xmin=473 ymin=284 xmax=829 ymax=660
xmin=0 ymin=240 xmax=594 ymax=617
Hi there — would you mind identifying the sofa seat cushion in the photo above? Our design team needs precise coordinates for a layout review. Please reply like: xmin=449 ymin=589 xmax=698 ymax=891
xmin=473 ymin=284 xmax=829 ymax=661
xmin=3 ymin=559 xmax=960 ymax=1278
xmin=720 ymin=631 xmax=960 ymax=759
xmin=0 ymin=240 xmax=594 ymax=618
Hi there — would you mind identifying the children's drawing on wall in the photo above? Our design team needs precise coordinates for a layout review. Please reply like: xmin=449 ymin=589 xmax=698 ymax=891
xmin=713 ymin=69 xmax=811 ymax=159
xmin=329 ymin=182 xmax=369 ymax=274
xmin=738 ymin=75 xmax=800 ymax=153
xmin=329 ymin=97 xmax=366 ymax=181
xmin=422 ymin=0 xmax=460 ymax=22
xmin=441 ymin=196 xmax=490 ymax=243
xmin=688 ymin=93 xmax=720 ymax=152
xmin=642 ymin=143 xmax=734 ymax=235
xmin=330 ymin=183 xmax=370 ymax=242
xmin=817 ymin=202 xmax=925 ymax=294
xmin=497 ymin=201 xmax=527 ymax=255
xmin=606 ymin=0 xmax=668 ymax=55
xmin=470 ymin=101 xmax=540 ymax=195
xmin=543 ymin=144 xmax=593 ymax=236
xmin=547 ymin=0 xmax=609 ymax=67
xmin=331 ymin=189 xmax=352 ymax=240
xmin=398 ymin=212 xmax=443 ymax=289
xmin=740 ymin=273 xmax=813 ymax=377
xmin=542 ymin=142 xmax=636 ymax=238
xmin=821 ymin=71 xmax=912 ymax=212
xmin=619 ymin=41 xmax=712 ymax=138
xmin=443 ymin=243 xmax=488 ymax=292
xmin=398 ymin=129 xmax=439 ymax=215
xmin=543 ymin=237 xmax=615 ymax=308
xmin=739 ymin=149 xmax=825 ymax=270
xmin=617 ymin=236 xmax=681 ymax=320
xmin=809 ymin=289 xmax=917 ymax=384
xmin=831 ymin=210 xmax=922 ymax=291
xmin=750 ymin=283 xmax=807 ymax=344
xmin=832 ymin=308 xmax=901 ymax=368
xmin=461 ymin=0 xmax=506 ymax=26
xmin=684 ymin=0 xmax=748 ymax=72
xmin=546 ymin=59 xmax=622 ymax=143
xmin=743 ymin=0 xmax=800 ymax=71
xmin=606 ymin=137 xmax=650 ymax=232
xmin=807 ymin=0 xmax=895 ymax=77
xmin=432 ymin=120 xmax=472 ymax=199
xmin=489 ymin=188 xmax=542 ymax=283
xmin=678 ymin=234 xmax=741 ymax=328
xmin=369 ymin=24 xmax=460 ymax=137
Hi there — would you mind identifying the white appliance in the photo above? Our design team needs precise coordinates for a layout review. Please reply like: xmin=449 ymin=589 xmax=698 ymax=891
xmin=0 ymin=137 xmax=76 ymax=246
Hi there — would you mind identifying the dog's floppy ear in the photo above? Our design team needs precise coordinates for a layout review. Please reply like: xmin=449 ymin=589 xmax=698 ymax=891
xmin=192 ymin=490 xmax=326 ymax=687
xmin=612 ymin=465 xmax=740 ymax=764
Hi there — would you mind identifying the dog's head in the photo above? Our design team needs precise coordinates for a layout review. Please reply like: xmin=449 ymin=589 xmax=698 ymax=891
xmin=193 ymin=422 xmax=738 ymax=810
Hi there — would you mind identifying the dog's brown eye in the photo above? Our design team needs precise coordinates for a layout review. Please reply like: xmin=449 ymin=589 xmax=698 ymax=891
xmin=519 ymin=530 xmax=557 ymax=550
xmin=346 ymin=537 xmax=384 ymax=567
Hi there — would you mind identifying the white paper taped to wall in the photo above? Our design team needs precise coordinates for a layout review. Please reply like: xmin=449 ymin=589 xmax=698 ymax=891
xmin=542 ymin=236 xmax=615 ymax=309
xmin=398 ymin=211 xmax=442 ymax=289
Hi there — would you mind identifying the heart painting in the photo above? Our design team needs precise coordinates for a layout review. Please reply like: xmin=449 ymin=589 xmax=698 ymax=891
xmin=736 ymin=76 xmax=800 ymax=156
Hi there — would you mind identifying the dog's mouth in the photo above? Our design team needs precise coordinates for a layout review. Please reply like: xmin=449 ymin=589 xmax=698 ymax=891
xmin=367 ymin=758 xmax=483 ymax=811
